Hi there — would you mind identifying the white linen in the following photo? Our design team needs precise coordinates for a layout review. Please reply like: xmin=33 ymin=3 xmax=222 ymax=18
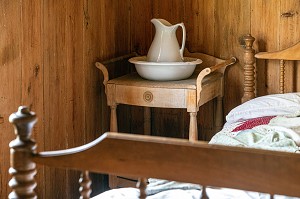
xmin=211 ymin=111 xmax=300 ymax=153
xmin=226 ymin=93 xmax=300 ymax=123
xmin=93 ymin=186 xmax=299 ymax=199
xmin=93 ymin=93 xmax=300 ymax=199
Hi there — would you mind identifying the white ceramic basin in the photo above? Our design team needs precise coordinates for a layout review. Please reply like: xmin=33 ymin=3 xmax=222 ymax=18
xmin=128 ymin=56 xmax=202 ymax=81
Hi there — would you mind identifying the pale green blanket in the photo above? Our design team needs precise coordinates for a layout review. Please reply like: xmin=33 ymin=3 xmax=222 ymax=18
xmin=210 ymin=113 xmax=300 ymax=153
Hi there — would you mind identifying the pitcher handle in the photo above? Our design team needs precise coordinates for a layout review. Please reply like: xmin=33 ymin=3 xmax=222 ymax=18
xmin=178 ymin=23 xmax=186 ymax=60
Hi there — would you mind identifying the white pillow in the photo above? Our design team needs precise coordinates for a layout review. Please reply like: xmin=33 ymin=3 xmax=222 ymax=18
xmin=226 ymin=92 xmax=300 ymax=123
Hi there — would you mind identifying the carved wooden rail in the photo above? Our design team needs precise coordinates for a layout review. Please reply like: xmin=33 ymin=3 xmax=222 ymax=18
xmin=9 ymin=106 xmax=300 ymax=198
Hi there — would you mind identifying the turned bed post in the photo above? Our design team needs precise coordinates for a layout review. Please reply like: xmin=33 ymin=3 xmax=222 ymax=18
xmin=79 ymin=171 xmax=92 ymax=199
xmin=242 ymin=34 xmax=256 ymax=103
xmin=8 ymin=106 xmax=37 ymax=199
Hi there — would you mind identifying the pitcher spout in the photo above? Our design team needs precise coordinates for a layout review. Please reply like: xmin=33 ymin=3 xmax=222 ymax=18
xmin=151 ymin=18 xmax=173 ymax=28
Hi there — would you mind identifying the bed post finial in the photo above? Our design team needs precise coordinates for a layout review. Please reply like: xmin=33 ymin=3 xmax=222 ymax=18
xmin=242 ymin=34 xmax=256 ymax=103
xmin=8 ymin=106 xmax=37 ymax=199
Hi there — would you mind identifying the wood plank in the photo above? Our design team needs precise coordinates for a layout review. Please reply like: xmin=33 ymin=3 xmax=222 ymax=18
xmin=0 ymin=1 xmax=22 ymax=198
xmin=20 ymin=1 xmax=45 ymax=198
xmin=215 ymin=0 xmax=250 ymax=113
xmin=43 ymin=0 xmax=69 ymax=197
xmin=251 ymin=0 xmax=281 ymax=95
xmin=65 ymin=0 xmax=85 ymax=197
xmin=184 ymin=0 xmax=215 ymax=54
xmin=130 ymin=0 xmax=153 ymax=55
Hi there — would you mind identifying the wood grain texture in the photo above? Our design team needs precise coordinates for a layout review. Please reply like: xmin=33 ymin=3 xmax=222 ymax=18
xmin=43 ymin=1 xmax=70 ymax=197
xmin=0 ymin=1 xmax=22 ymax=198
xmin=251 ymin=0 xmax=281 ymax=95
xmin=20 ymin=1 xmax=45 ymax=197
xmin=33 ymin=132 xmax=300 ymax=198
xmin=215 ymin=0 xmax=251 ymax=113
xmin=2 ymin=0 xmax=300 ymax=198
xmin=184 ymin=0 xmax=215 ymax=54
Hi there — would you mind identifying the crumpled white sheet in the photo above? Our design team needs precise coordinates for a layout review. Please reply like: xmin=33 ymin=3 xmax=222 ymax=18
xmin=210 ymin=112 xmax=300 ymax=153
xmin=92 ymin=186 xmax=300 ymax=199
xmin=93 ymin=112 xmax=300 ymax=199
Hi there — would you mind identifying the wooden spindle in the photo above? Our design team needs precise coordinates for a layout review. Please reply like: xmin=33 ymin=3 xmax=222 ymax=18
xmin=189 ymin=112 xmax=198 ymax=141
xmin=242 ymin=34 xmax=256 ymax=103
xmin=279 ymin=59 xmax=285 ymax=93
xmin=110 ymin=104 xmax=118 ymax=132
xmin=79 ymin=170 xmax=92 ymax=199
xmin=8 ymin=106 xmax=37 ymax=199
xmin=200 ymin=185 xmax=209 ymax=199
xmin=137 ymin=177 xmax=147 ymax=199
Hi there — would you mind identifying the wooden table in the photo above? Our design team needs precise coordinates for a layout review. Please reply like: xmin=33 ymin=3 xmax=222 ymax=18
xmin=96 ymin=52 xmax=236 ymax=141
xmin=96 ymin=52 xmax=236 ymax=188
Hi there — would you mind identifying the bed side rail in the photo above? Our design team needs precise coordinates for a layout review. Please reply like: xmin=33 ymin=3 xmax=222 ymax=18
xmin=9 ymin=106 xmax=300 ymax=198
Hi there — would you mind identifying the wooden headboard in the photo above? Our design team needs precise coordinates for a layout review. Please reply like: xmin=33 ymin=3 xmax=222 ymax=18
xmin=242 ymin=34 xmax=300 ymax=103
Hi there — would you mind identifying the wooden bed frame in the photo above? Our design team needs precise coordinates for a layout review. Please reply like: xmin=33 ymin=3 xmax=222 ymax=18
xmin=8 ymin=35 xmax=300 ymax=199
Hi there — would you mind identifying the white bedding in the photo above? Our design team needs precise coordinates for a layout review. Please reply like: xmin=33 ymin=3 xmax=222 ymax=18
xmin=93 ymin=93 xmax=300 ymax=199
xmin=93 ymin=186 xmax=299 ymax=199
xmin=210 ymin=113 xmax=300 ymax=153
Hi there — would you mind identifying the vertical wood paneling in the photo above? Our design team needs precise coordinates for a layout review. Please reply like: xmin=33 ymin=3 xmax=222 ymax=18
xmin=0 ymin=1 xmax=22 ymax=198
xmin=184 ymin=0 xmax=215 ymax=54
xmin=21 ymin=0 xmax=45 ymax=197
xmin=2 ymin=1 xmax=300 ymax=198
xmin=43 ymin=0 xmax=70 ymax=198
xmin=130 ymin=0 xmax=153 ymax=55
xmin=251 ymin=0 xmax=281 ymax=95
xmin=215 ymin=0 xmax=251 ymax=114
xmin=153 ymin=0 xmax=184 ymax=22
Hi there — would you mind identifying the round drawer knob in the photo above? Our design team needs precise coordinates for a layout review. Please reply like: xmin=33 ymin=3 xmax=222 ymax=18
xmin=143 ymin=91 xmax=153 ymax=102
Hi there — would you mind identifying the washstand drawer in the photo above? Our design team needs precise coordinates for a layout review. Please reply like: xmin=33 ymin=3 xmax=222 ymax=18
xmin=114 ymin=85 xmax=187 ymax=108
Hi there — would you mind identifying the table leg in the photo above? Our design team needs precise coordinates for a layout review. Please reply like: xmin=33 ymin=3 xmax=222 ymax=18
xmin=109 ymin=104 xmax=118 ymax=189
xmin=144 ymin=107 xmax=151 ymax=135
xmin=110 ymin=104 xmax=118 ymax=132
xmin=215 ymin=96 xmax=223 ymax=132
xmin=189 ymin=112 xmax=198 ymax=141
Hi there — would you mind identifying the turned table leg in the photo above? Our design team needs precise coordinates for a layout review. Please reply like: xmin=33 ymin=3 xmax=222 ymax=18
xmin=189 ymin=112 xmax=198 ymax=141
xmin=110 ymin=104 xmax=118 ymax=132
xmin=109 ymin=104 xmax=118 ymax=188
xmin=214 ymin=96 xmax=223 ymax=132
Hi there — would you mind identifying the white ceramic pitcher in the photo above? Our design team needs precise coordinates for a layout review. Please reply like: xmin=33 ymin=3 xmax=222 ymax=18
xmin=147 ymin=18 xmax=186 ymax=62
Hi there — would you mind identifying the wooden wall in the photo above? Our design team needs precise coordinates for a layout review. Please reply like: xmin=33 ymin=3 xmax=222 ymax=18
xmin=0 ymin=0 xmax=299 ymax=198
